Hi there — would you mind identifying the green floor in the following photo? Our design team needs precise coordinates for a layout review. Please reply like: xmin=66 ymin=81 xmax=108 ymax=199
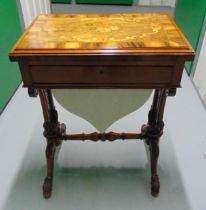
xmin=76 ymin=0 xmax=133 ymax=5
xmin=51 ymin=0 xmax=72 ymax=3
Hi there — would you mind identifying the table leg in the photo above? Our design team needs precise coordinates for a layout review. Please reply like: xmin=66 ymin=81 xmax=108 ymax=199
xmin=38 ymin=89 xmax=66 ymax=198
xmin=141 ymin=89 xmax=168 ymax=197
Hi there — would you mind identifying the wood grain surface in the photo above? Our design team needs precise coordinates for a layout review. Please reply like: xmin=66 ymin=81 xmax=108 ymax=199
xmin=10 ymin=13 xmax=194 ymax=57
xmin=9 ymin=13 xmax=195 ymax=89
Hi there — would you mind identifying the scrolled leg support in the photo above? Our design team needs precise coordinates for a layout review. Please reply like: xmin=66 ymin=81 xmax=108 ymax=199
xmin=150 ymin=137 xmax=160 ymax=196
xmin=42 ymin=122 xmax=66 ymax=198
xmin=38 ymin=89 xmax=66 ymax=198
xmin=34 ymin=88 xmax=170 ymax=198
xmin=141 ymin=89 xmax=168 ymax=197
xmin=141 ymin=122 xmax=164 ymax=197
xmin=43 ymin=140 xmax=56 ymax=198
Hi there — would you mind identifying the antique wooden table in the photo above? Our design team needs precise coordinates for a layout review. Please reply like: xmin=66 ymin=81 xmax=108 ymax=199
xmin=9 ymin=13 xmax=194 ymax=198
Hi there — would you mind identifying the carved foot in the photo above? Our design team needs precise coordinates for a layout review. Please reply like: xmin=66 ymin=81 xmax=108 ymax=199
xmin=43 ymin=177 xmax=53 ymax=199
xmin=151 ymin=174 xmax=160 ymax=197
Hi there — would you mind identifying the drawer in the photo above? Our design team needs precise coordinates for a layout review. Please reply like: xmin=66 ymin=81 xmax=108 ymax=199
xmin=28 ymin=65 xmax=174 ymax=88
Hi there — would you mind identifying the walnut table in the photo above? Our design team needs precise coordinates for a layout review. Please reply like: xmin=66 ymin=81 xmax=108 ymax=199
xmin=9 ymin=13 xmax=195 ymax=198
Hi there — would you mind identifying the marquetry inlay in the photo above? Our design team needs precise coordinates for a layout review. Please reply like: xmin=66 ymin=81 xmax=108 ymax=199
xmin=12 ymin=13 xmax=193 ymax=53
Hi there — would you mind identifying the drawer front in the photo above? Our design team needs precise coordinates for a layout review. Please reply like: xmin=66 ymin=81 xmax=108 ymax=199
xmin=28 ymin=65 xmax=174 ymax=88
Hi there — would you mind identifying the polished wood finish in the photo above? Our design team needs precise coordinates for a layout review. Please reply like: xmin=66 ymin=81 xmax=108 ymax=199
xmin=9 ymin=13 xmax=195 ymax=199
xmin=38 ymin=89 xmax=65 ymax=198
xmin=14 ymin=55 xmax=190 ymax=89
xmin=63 ymin=132 xmax=146 ymax=141
xmin=141 ymin=89 xmax=168 ymax=196
xmin=10 ymin=14 xmax=193 ymax=54
xmin=9 ymin=14 xmax=194 ymax=89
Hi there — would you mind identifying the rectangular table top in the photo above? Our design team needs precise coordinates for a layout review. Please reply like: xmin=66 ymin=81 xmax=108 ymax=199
xmin=10 ymin=13 xmax=194 ymax=59
xmin=9 ymin=13 xmax=195 ymax=89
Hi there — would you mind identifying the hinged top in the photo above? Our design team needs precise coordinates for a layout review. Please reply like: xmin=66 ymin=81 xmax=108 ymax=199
xmin=9 ymin=13 xmax=194 ymax=58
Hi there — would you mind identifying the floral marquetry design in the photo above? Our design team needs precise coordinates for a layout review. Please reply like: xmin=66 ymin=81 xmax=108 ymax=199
xmin=12 ymin=13 xmax=193 ymax=52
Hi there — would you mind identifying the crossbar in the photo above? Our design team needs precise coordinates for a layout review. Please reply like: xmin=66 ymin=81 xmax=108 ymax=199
xmin=62 ymin=132 xmax=146 ymax=142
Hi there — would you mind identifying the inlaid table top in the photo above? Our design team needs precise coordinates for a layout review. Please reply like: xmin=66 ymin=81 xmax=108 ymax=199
xmin=9 ymin=13 xmax=195 ymax=89
xmin=10 ymin=13 xmax=194 ymax=57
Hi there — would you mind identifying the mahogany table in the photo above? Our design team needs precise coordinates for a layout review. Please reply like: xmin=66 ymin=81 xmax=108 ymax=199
xmin=9 ymin=13 xmax=194 ymax=198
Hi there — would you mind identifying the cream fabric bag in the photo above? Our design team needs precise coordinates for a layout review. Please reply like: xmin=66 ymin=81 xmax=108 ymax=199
xmin=53 ymin=90 xmax=152 ymax=132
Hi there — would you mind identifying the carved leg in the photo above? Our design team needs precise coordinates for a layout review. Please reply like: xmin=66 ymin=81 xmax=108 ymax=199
xmin=38 ymin=89 xmax=66 ymax=198
xmin=142 ymin=89 xmax=168 ymax=197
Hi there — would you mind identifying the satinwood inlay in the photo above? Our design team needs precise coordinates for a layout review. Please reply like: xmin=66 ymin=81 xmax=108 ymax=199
xmin=10 ymin=13 xmax=194 ymax=56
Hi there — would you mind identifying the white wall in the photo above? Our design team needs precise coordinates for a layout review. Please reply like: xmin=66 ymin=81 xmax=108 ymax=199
xmin=19 ymin=0 xmax=51 ymax=28
xmin=139 ymin=0 xmax=176 ymax=7
xmin=193 ymin=29 xmax=206 ymax=105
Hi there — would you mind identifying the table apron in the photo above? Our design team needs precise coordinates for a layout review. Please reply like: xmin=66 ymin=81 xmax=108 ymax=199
xmin=18 ymin=63 xmax=184 ymax=89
